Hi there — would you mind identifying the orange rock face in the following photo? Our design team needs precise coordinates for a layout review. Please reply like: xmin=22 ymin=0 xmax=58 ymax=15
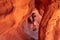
xmin=0 ymin=0 xmax=14 ymax=35
xmin=39 ymin=0 xmax=60 ymax=40
xmin=0 ymin=0 xmax=60 ymax=40
xmin=0 ymin=0 xmax=13 ymax=15
xmin=0 ymin=0 xmax=34 ymax=40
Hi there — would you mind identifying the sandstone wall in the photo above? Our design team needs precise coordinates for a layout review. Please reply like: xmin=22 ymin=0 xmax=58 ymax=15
xmin=0 ymin=0 xmax=35 ymax=40
xmin=39 ymin=0 xmax=60 ymax=40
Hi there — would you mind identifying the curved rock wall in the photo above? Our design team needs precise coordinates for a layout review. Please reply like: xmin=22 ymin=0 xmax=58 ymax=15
xmin=39 ymin=0 xmax=60 ymax=40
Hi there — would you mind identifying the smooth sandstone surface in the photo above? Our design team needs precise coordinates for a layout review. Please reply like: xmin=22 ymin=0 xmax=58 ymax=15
xmin=0 ymin=0 xmax=35 ymax=40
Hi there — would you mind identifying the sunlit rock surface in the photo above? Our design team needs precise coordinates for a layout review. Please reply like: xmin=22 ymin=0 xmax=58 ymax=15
xmin=0 ymin=0 xmax=35 ymax=40
xmin=39 ymin=0 xmax=60 ymax=40
xmin=0 ymin=0 xmax=60 ymax=40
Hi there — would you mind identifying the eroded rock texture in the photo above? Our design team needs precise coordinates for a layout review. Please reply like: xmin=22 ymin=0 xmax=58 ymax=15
xmin=0 ymin=0 xmax=15 ymax=35
xmin=0 ymin=0 xmax=14 ymax=16
xmin=39 ymin=0 xmax=60 ymax=40
xmin=0 ymin=0 xmax=60 ymax=40
xmin=0 ymin=0 xmax=35 ymax=40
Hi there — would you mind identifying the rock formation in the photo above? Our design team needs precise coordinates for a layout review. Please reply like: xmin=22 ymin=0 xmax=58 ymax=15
xmin=0 ymin=0 xmax=35 ymax=40
xmin=39 ymin=0 xmax=60 ymax=40
xmin=0 ymin=0 xmax=60 ymax=40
